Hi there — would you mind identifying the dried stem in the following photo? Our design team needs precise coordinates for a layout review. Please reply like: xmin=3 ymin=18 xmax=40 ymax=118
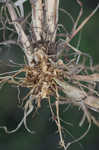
xmin=6 ymin=3 xmax=33 ymax=65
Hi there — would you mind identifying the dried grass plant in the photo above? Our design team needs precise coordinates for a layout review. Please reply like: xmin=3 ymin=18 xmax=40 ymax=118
xmin=0 ymin=0 xmax=99 ymax=149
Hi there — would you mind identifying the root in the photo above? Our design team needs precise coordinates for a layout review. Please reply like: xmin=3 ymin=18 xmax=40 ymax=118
xmin=65 ymin=122 xmax=91 ymax=150
xmin=55 ymin=100 xmax=66 ymax=149
xmin=0 ymin=1 xmax=99 ymax=150
xmin=0 ymin=98 xmax=35 ymax=134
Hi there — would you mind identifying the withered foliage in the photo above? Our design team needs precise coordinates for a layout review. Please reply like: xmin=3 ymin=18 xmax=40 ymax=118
xmin=0 ymin=0 xmax=99 ymax=149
